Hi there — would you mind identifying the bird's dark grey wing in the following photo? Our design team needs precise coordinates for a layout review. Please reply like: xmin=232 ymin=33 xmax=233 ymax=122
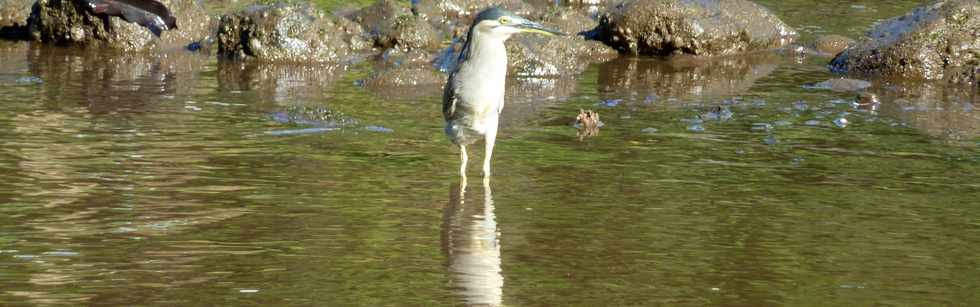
xmin=81 ymin=0 xmax=178 ymax=37
xmin=442 ymin=73 xmax=458 ymax=121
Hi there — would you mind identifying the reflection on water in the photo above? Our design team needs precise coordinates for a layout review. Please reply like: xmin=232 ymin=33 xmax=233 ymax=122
xmin=0 ymin=0 xmax=978 ymax=303
xmin=217 ymin=60 xmax=349 ymax=103
xmin=443 ymin=179 xmax=503 ymax=306
xmin=597 ymin=53 xmax=779 ymax=103
xmin=876 ymin=80 xmax=979 ymax=140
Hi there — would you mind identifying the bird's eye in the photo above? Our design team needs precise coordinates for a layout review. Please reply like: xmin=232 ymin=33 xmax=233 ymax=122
xmin=498 ymin=17 xmax=510 ymax=24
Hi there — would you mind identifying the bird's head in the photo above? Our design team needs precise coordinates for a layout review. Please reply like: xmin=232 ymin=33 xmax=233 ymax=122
xmin=469 ymin=7 xmax=564 ymax=41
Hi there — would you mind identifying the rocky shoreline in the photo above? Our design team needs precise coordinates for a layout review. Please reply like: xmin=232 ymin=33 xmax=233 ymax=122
xmin=0 ymin=0 xmax=977 ymax=86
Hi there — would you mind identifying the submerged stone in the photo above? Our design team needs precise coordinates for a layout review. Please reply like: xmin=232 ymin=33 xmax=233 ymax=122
xmin=812 ymin=34 xmax=853 ymax=56
xmin=763 ymin=134 xmax=778 ymax=145
xmin=751 ymin=122 xmax=772 ymax=131
xmin=792 ymin=100 xmax=808 ymax=111
xmin=702 ymin=106 xmax=733 ymax=121
xmin=802 ymin=78 xmax=872 ymax=92
xmin=773 ymin=120 xmax=792 ymax=127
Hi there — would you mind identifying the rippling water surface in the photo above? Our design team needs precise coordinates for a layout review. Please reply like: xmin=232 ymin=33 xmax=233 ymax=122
xmin=1 ymin=1 xmax=978 ymax=305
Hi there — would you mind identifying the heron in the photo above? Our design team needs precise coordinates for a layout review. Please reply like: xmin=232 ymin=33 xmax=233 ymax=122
xmin=442 ymin=7 xmax=563 ymax=179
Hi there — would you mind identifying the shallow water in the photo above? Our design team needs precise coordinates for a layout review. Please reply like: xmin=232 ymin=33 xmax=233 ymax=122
xmin=1 ymin=1 xmax=979 ymax=305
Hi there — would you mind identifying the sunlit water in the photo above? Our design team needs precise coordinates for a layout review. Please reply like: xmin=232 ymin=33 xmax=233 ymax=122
xmin=1 ymin=1 xmax=979 ymax=305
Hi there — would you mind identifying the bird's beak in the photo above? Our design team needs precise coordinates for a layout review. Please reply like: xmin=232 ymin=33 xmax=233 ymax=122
xmin=515 ymin=20 xmax=565 ymax=36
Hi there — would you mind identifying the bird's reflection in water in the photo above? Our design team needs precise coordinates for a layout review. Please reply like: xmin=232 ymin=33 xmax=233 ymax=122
xmin=442 ymin=177 xmax=503 ymax=306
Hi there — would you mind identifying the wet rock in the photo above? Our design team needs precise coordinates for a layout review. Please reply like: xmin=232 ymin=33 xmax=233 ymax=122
xmin=217 ymin=2 xmax=363 ymax=63
xmin=387 ymin=15 xmax=442 ymax=51
xmin=334 ymin=16 xmax=373 ymax=52
xmin=503 ymin=8 xmax=617 ymax=77
xmin=29 ymin=0 xmax=210 ymax=51
xmin=0 ymin=0 xmax=33 ymax=39
xmin=802 ymin=78 xmax=872 ymax=92
xmin=506 ymin=34 xmax=618 ymax=77
xmin=354 ymin=0 xmax=441 ymax=51
xmin=595 ymin=0 xmax=797 ymax=56
xmin=830 ymin=0 xmax=980 ymax=83
xmin=813 ymin=34 xmax=853 ymax=56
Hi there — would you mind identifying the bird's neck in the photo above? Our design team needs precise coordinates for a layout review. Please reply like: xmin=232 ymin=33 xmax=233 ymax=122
xmin=463 ymin=33 xmax=509 ymax=72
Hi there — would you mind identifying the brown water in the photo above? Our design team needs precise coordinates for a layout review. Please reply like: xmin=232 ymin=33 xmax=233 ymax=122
xmin=1 ymin=1 xmax=979 ymax=306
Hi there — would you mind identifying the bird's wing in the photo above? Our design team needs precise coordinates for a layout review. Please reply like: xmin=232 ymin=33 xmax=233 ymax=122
xmin=81 ymin=0 xmax=178 ymax=37
xmin=442 ymin=73 xmax=458 ymax=121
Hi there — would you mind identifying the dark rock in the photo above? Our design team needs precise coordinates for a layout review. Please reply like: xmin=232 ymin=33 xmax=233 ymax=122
xmin=217 ymin=2 xmax=364 ymax=63
xmin=29 ymin=0 xmax=210 ymax=51
xmin=595 ymin=0 xmax=797 ymax=56
xmin=0 ymin=0 xmax=33 ymax=39
xmin=830 ymin=0 xmax=980 ymax=83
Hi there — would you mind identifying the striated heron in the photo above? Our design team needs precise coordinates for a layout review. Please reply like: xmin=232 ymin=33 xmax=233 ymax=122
xmin=442 ymin=7 xmax=563 ymax=178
